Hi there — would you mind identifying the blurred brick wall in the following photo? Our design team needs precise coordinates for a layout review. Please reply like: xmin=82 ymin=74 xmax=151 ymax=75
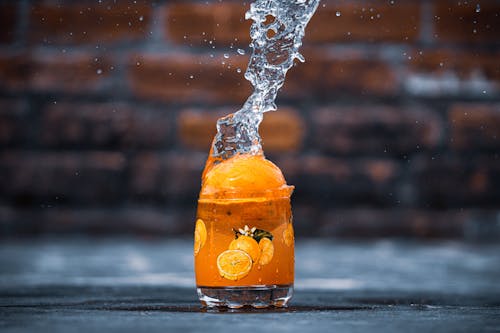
xmin=0 ymin=0 xmax=499 ymax=239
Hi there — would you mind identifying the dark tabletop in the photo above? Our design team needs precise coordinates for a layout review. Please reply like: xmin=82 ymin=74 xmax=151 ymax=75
xmin=1 ymin=238 xmax=499 ymax=332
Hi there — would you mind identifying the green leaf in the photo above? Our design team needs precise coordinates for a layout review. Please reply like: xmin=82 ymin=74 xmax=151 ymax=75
xmin=253 ymin=229 xmax=273 ymax=242
xmin=232 ymin=228 xmax=241 ymax=239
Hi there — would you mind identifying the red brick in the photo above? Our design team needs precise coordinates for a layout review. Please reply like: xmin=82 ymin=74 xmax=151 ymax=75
xmin=129 ymin=53 xmax=251 ymax=103
xmin=0 ymin=100 xmax=27 ymax=146
xmin=129 ymin=152 xmax=205 ymax=203
xmin=178 ymin=107 xmax=304 ymax=152
xmin=261 ymin=108 xmax=305 ymax=152
xmin=311 ymin=106 xmax=442 ymax=155
xmin=0 ymin=152 xmax=126 ymax=205
xmin=284 ymin=48 xmax=398 ymax=97
xmin=434 ymin=0 xmax=500 ymax=44
xmin=306 ymin=0 xmax=421 ymax=43
xmin=319 ymin=209 xmax=469 ymax=238
xmin=0 ymin=52 xmax=113 ymax=93
xmin=414 ymin=155 xmax=500 ymax=208
xmin=0 ymin=205 xmax=193 ymax=235
xmin=0 ymin=3 xmax=17 ymax=44
xmin=276 ymin=155 xmax=401 ymax=206
xmin=449 ymin=103 xmax=500 ymax=151
xmin=0 ymin=53 xmax=32 ymax=90
xmin=177 ymin=108 xmax=226 ymax=151
xmin=40 ymin=102 xmax=170 ymax=149
xmin=29 ymin=1 xmax=152 ymax=45
xmin=410 ymin=49 xmax=500 ymax=82
xmin=165 ymin=2 xmax=251 ymax=46
xmin=290 ymin=204 xmax=323 ymax=237
xmin=30 ymin=52 xmax=113 ymax=93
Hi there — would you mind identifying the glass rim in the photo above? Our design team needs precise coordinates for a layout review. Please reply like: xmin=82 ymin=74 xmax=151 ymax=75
xmin=198 ymin=185 xmax=294 ymax=202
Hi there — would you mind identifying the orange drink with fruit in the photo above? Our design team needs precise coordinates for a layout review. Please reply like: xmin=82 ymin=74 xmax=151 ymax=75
xmin=194 ymin=152 xmax=294 ymax=308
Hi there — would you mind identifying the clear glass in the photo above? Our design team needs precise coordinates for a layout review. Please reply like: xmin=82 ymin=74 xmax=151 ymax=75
xmin=194 ymin=196 xmax=294 ymax=308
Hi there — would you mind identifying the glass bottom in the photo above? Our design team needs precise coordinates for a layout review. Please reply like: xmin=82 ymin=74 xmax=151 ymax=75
xmin=197 ymin=284 xmax=293 ymax=309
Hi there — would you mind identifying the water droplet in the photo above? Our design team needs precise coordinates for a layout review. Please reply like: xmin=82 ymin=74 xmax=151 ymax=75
xmin=223 ymin=53 xmax=229 ymax=59
xmin=237 ymin=48 xmax=245 ymax=55
xmin=139 ymin=16 xmax=144 ymax=21
xmin=335 ymin=11 xmax=341 ymax=17
xmin=476 ymin=4 xmax=481 ymax=13
xmin=96 ymin=69 xmax=103 ymax=74
xmin=236 ymin=68 xmax=242 ymax=73
xmin=189 ymin=75 xmax=194 ymax=79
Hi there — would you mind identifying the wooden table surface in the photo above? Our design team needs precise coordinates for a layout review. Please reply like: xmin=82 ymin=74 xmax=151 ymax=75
xmin=1 ymin=238 xmax=499 ymax=332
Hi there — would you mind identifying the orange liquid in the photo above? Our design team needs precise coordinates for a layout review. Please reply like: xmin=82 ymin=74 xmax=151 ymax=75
xmin=194 ymin=153 xmax=294 ymax=288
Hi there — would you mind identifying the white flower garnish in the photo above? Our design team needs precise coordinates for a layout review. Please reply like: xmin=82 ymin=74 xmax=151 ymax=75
xmin=238 ymin=225 xmax=255 ymax=237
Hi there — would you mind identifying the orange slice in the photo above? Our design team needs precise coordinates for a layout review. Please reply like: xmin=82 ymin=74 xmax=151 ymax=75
xmin=217 ymin=250 xmax=252 ymax=281
xmin=258 ymin=237 xmax=274 ymax=265
xmin=194 ymin=219 xmax=207 ymax=256
xmin=283 ymin=223 xmax=294 ymax=247
xmin=229 ymin=235 xmax=261 ymax=263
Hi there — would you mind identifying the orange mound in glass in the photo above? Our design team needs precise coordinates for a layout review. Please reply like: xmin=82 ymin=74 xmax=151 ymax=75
xmin=194 ymin=152 xmax=295 ymax=308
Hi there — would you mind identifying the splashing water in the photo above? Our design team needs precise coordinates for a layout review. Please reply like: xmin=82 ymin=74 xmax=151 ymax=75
xmin=212 ymin=0 xmax=320 ymax=160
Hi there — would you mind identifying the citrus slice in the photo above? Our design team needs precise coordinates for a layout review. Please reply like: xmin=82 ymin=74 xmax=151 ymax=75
xmin=283 ymin=223 xmax=294 ymax=247
xmin=228 ymin=235 xmax=260 ymax=263
xmin=194 ymin=219 xmax=207 ymax=256
xmin=258 ymin=237 xmax=274 ymax=265
xmin=217 ymin=250 xmax=252 ymax=281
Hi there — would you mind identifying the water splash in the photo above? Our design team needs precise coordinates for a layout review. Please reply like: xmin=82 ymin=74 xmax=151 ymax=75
xmin=212 ymin=0 xmax=320 ymax=160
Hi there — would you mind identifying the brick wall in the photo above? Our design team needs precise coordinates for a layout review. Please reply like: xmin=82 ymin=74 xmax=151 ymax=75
xmin=0 ymin=0 xmax=499 ymax=239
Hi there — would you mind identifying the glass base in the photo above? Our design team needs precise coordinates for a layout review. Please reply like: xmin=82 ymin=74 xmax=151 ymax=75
xmin=197 ymin=284 xmax=293 ymax=309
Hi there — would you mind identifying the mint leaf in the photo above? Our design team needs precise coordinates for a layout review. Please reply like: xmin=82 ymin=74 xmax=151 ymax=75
xmin=253 ymin=229 xmax=273 ymax=242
